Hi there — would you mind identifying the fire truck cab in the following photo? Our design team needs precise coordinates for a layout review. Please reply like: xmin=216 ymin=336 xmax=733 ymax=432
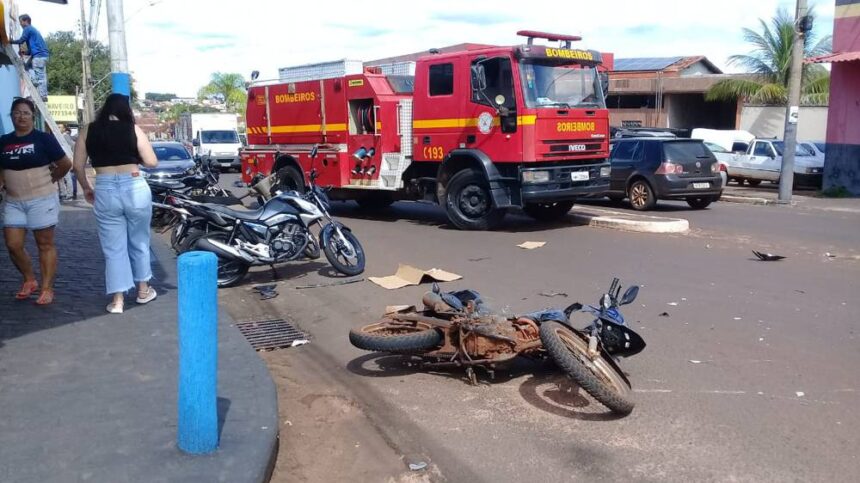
xmin=242 ymin=31 xmax=612 ymax=230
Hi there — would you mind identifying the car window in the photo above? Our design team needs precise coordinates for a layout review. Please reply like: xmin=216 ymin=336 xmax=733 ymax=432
xmin=753 ymin=142 xmax=772 ymax=157
xmin=704 ymin=142 xmax=728 ymax=153
xmin=154 ymin=145 xmax=192 ymax=161
xmin=731 ymin=142 xmax=749 ymax=153
xmin=814 ymin=142 xmax=826 ymax=153
xmin=663 ymin=141 xmax=709 ymax=161
xmin=610 ymin=141 xmax=639 ymax=161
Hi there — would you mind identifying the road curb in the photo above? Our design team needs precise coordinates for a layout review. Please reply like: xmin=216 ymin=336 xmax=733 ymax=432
xmin=571 ymin=208 xmax=690 ymax=234
xmin=719 ymin=194 xmax=773 ymax=205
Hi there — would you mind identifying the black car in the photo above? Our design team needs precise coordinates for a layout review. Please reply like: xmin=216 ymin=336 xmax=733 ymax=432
xmin=141 ymin=142 xmax=196 ymax=180
xmin=606 ymin=138 xmax=723 ymax=210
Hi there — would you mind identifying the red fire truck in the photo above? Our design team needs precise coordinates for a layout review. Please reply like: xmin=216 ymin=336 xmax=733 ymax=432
xmin=241 ymin=31 xmax=613 ymax=230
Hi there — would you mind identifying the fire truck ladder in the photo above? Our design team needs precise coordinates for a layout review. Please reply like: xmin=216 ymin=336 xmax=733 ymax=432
xmin=4 ymin=45 xmax=74 ymax=158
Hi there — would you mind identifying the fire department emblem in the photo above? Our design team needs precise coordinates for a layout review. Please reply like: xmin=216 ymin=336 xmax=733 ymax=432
xmin=477 ymin=112 xmax=494 ymax=135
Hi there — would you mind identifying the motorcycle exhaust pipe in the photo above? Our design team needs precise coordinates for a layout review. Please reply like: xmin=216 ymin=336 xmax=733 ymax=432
xmin=194 ymin=237 xmax=255 ymax=264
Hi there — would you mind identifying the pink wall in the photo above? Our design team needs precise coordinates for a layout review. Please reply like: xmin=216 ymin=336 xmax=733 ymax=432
xmin=826 ymin=62 xmax=860 ymax=144
xmin=833 ymin=15 xmax=860 ymax=52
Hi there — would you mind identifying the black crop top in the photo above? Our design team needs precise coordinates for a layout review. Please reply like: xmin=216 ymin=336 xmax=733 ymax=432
xmin=86 ymin=121 xmax=142 ymax=167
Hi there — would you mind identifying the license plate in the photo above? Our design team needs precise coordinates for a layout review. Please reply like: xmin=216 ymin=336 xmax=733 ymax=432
xmin=693 ymin=182 xmax=710 ymax=189
xmin=220 ymin=162 xmax=233 ymax=167
xmin=571 ymin=171 xmax=590 ymax=181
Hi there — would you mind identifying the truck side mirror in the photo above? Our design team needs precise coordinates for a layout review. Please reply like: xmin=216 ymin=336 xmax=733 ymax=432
xmin=192 ymin=139 xmax=199 ymax=147
xmin=471 ymin=64 xmax=487 ymax=91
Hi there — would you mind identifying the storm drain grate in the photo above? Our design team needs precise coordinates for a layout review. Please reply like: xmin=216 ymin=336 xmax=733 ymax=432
xmin=234 ymin=318 xmax=310 ymax=351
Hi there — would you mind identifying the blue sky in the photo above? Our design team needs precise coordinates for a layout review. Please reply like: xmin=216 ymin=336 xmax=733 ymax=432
xmin=19 ymin=0 xmax=836 ymax=97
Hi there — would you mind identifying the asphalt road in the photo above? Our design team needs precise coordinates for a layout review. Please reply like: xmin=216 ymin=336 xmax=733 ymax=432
xmin=218 ymin=173 xmax=860 ymax=482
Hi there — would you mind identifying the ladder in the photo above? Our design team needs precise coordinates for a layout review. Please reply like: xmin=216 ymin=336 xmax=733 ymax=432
xmin=4 ymin=44 xmax=74 ymax=158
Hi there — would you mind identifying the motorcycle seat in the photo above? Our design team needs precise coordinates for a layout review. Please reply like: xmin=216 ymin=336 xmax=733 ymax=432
xmin=204 ymin=203 xmax=265 ymax=221
xmin=148 ymin=179 xmax=186 ymax=191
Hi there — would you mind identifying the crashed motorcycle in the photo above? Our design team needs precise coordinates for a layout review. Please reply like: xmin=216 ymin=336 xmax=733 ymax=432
xmin=349 ymin=279 xmax=646 ymax=414
xmin=189 ymin=146 xmax=365 ymax=287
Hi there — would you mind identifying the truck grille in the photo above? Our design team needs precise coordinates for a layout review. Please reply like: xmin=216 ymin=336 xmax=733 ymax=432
xmin=540 ymin=139 xmax=604 ymax=161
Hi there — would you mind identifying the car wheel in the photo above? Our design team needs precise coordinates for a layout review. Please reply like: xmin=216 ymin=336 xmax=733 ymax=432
xmin=444 ymin=168 xmax=505 ymax=230
xmin=734 ymin=178 xmax=745 ymax=185
xmin=746 ymin=179 xmax=762 ymax=187
xmin=686 ymin=196 xmax=713 ymax=209
xmin=627 ymin=179 xmax=656 ymax=211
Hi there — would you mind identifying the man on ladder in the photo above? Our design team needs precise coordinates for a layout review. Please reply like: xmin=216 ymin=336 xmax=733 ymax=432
xmin=9 ymin=14 xmax=49 ymax=102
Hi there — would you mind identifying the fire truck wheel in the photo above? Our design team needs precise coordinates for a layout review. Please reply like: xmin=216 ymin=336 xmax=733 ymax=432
xmin=523 ymin=201 xmax=575 ymax=222
xmin=445 ymin=167 xmax=505 ymax=231
xmin=274 ymin=165 xmax=306 ymax=196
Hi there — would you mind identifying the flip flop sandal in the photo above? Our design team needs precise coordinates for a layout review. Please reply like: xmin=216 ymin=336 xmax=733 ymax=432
xmin=136 ymin=288 xmax=157 ymax=304
xmin=15 ymin=280 xmax=39 ymax=300
xmin=35 ymin=289 xmax=54 ymax=305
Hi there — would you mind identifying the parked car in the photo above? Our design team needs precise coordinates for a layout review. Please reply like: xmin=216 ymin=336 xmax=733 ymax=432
xmin=141 ymin=142 xmax=196 ymax=180
xmin=800 ymin=141 xmax=826 ymax=163
xmin=703 ymin=142 xmax=732 ymax=189
xmin=728 ymin=139 xmax=824 ymax=188
xmin=606 ymin=138 xmax=723 ymax=210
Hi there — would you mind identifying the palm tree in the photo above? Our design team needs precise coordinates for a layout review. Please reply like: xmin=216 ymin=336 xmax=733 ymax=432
xmin=197 ymin=72 xmax=247 ymax=113
xmin=706 ymin=8 xmax=832 ymax=105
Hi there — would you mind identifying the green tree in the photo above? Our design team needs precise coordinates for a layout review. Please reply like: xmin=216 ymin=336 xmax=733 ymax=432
xmin=706 ymin=8 xmax=832 ymax=105
xmin=44 ymin=31 xmax=137 ymax=105
xmin=197 ymin=72 xmax=247 ymax=114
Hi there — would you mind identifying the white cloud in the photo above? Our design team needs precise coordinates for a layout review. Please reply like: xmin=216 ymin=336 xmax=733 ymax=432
xmin=19 ymin=0 xmax=835 ymax=97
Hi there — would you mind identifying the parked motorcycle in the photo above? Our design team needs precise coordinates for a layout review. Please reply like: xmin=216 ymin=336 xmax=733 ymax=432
xmin=349 ymin=278 xmax=646 ymax=414
xmin=147 ymin=158 xmax=235 ymax=228
xmin=187 ymin=145 xmax=366 ymax=287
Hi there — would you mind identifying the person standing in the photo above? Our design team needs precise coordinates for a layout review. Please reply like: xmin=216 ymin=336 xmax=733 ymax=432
xmin=10 ymin=14 xmax=49 ymax=101
xmin=0 ymin=98 xmax=72 ymax=305
xmin=73 ymin=94 xmax=159 ymax=314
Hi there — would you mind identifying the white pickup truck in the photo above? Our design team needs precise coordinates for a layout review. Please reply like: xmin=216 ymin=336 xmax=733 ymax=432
xmin=726 ymin=139 xmax=824 ymax=187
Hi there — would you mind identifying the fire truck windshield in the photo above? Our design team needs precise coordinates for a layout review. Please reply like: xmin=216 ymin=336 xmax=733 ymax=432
xmin=519 ymin=61 xmax=605 ymax=109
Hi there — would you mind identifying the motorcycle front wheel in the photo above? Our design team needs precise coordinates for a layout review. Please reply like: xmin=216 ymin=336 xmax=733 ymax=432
xmin=349 ymin=319 xmax=442 ymax=353
xmin=323 ymin=228 xmax=365 ymax=276
xmin=539 ymin=321 xmax=635 ymax=415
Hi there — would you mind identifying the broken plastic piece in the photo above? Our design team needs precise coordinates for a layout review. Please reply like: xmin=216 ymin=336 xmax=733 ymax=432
xmin=290 ymin=339 xmax=310 ymax=347
xmin=659 ymin=312 xmax=669 ymax=317
xmin=409 ymin=462 xmax=428 ymax=471
xmin=753 ymin=250 xmax=786 ymax=261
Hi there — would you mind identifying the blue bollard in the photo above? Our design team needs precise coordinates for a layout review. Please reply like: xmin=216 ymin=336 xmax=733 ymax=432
xmin=177 ymin=251 xmax=219 ymax=454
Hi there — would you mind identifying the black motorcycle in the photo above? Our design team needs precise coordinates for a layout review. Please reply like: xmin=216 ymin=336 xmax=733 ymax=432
xmin=188 ymin=146 xmax=365 ymax=287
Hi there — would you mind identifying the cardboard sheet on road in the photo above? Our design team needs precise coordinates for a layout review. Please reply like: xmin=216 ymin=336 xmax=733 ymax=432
xmin=518 ymin=241 xmax=546 ymax=250
xmin=369 ymin=264 xmax=462 ymax=290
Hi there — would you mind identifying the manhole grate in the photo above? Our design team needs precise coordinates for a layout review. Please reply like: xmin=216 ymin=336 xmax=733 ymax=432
xmin=234 ymin=318 xmax=309 ymax=351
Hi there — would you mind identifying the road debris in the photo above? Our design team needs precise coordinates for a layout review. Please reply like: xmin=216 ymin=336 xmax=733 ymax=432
xmin=689 ymin=360 xmax=703 ymax=364
xmin=253 ymin=284 xmax=279 ymax=300
xmin=290 ymin=339 xmax=310 ymax=347
xmin=539 ymin=291 xmax=568 ymax=298
xmin=295 ymin=278 xmax=364 ymax=289
xmin=667 ymin=302 xmax=678 ymax=306
xmin=734 ymin=317 xmax=742 ymax=320
xmin=408 ymin=462 xmax=428 ymax=471
xmin=368 ymin=264 xmax=461 ymax=290
xmin=468 ymin=256 xmax=491 ymax=262
xmin=796 ymin=391 xmax=805 ymax=397
xmin=752 ymin=250 xmax=786 ymax=261
xmin=659 ymin=312 xmax=670 ymax=317
xmin=517 ymin=241 xmax=546 ymax=250
xmin=825 ymin=252 xmax=836 ymax=258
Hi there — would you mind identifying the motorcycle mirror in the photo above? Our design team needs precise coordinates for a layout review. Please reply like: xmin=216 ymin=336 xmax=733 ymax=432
xmin=600 ymin=293 xmax=612 ymax=311
xmin=620 ymin=286 xmax=639 ymax=305
xmin=563 ymin=302 xmax=583 ymax=320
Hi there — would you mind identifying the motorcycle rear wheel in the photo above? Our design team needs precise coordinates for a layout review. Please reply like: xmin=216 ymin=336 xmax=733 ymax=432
xmin=540 ymin=321 xmax=635 ymax=415
xmin=349 ymin=319 xmax=442 ymax=353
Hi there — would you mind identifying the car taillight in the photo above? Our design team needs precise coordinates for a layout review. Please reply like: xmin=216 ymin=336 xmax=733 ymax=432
xmin=656 ymin=162 xmax=683 ymax=175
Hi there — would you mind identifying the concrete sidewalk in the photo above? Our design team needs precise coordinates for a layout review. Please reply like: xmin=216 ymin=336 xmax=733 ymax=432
xmin=0 ymin=202 xmax=278 ymax=483
xmin=720 ymin=185 xmax=860 ymax=213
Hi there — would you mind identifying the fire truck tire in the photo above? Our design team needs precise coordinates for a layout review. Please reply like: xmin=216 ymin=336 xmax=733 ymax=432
xmin=444 ymin=168 xmax=505 ymax=231
xmin=523 ymin=201 xmax=575 ymax=222
xmin=274 ymin=165 xmax=305 ymax=196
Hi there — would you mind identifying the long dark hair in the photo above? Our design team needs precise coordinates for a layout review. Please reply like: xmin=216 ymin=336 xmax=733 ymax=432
xmin=93 ymin=93 xmax=135 ymax=126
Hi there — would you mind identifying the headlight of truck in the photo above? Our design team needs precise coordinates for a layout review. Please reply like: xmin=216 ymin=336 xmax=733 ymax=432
xmin=522 ymin=170 xmax=550 ymax=183
xmin=600 ymin=166 xmax=611 ymax=177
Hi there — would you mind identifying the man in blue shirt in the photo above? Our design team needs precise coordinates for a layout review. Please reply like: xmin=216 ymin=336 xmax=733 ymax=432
xmin=11 ymin=14 xmax=49 ymax=101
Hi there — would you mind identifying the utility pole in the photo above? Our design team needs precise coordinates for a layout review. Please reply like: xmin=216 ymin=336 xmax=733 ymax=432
xmin=778 ymin=0 xmax=808 ymax=204
xmin=106 ymin=0 xmax=130 ymax=96
xmin=79 ymin=0 xmax=95 ymax=123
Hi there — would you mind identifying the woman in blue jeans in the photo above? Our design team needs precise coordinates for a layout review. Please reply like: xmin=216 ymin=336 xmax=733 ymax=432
xmin=73 ymin=94 xmax=159 ymax=313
